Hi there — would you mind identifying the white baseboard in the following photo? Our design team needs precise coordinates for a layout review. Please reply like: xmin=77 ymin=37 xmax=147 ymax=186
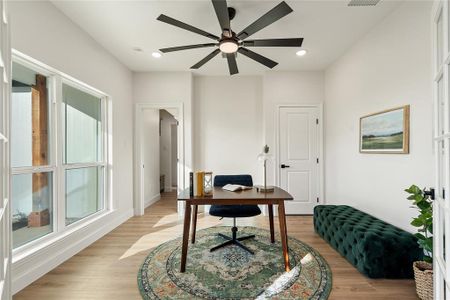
xmin=145 ymin=193 xmax=161 ymax=208
xmin=12 ymin=208 xmax=134 ymax=294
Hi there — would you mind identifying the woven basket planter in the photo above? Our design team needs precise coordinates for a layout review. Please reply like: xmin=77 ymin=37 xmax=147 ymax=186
xmin=413 ymin=261 xmax=433 ymax=300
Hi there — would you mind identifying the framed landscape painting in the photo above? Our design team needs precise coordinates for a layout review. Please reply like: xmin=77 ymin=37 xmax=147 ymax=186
xmin=360 ymin=105 xmax=410 ymax=154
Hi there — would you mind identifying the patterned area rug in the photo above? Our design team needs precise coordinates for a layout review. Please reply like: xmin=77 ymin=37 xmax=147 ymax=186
xmin=138 ymin=226 xmax=332 ymax=299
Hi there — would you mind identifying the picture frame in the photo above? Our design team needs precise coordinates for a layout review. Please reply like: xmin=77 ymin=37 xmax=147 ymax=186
xmin=359 ymin=105 xmax=410 ymax=154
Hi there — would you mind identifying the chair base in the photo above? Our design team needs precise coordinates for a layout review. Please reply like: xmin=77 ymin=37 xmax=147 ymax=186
xmin=210 ymin=226 xmax=256 ymax=255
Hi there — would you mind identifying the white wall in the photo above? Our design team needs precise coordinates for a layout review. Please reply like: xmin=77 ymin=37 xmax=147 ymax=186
xmin=133 ymin=72 xmax=193 ymax=191
xmin=9 ymin=1 xmax=134 ymax=293
xmin=142 ymin=109 xmax=160 ymax=206
xmin=194 ymin=76 xmax=263 ymax=183
xmin=324 ymin=1 xmax=433 ymax=232
xmin=134 ymin=71 xmax=324 ymax=193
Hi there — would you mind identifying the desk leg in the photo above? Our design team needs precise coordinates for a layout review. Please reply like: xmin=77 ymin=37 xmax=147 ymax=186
xmin=268 ymin=204 xmax=275 ymax=243
xmin=191 ymin=205 xmax=198 ymax=244
xmin=180 ymin=202 xmax=192 ymax=273
xmin=278 ymin=200 xmax=291 ymax=272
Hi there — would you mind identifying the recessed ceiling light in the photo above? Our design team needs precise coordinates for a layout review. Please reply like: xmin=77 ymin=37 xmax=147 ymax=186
xmin=152 ymin=52 xmax=162 ymax=58
xmin=296 ymin=49 xmax=307 ymax=56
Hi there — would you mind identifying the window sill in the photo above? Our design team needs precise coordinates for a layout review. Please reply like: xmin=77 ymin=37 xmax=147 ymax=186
xmin=12 ymin=209 xmax=115 ymax=264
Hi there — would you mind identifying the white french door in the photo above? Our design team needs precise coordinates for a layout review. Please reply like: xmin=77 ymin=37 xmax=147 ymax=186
xmin=278 ymin=105 xmax=322 ymax=215
xmin=0 ymin=0 xmax=11 ymax=299
xmin=433 ymin=1 xmax=450 ymax=299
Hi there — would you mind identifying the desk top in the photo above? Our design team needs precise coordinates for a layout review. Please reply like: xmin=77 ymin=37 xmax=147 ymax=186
xmin=178 ymin=186 xmax=293 ymax=201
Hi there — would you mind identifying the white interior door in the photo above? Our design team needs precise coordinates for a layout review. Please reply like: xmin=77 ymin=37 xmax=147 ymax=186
xmin=0 ymin=1 xmax=11 ymax=298
xmin=279 ymin=106 xmax=321 ymax=215
xmin=433 ymin=1 xmax=450 ymax=298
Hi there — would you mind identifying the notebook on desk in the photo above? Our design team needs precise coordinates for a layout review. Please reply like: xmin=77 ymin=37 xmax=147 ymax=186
xmin=222 ymin=184 xmax=253 ymax=192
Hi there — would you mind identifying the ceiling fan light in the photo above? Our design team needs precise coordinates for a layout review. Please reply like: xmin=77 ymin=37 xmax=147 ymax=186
xmin=219 ymin=40 xmax=238 ymax=54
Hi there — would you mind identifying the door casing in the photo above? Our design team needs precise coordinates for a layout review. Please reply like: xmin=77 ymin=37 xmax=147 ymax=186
xmin=275 ymin=104 xmax=324 ymax=215
xmin=134 ymin=102 xmax=185 ymax=217
xmin=432 ymin=1 xmax=450 ymax=298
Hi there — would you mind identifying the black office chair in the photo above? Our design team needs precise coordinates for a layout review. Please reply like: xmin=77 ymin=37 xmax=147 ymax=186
xmin=209 ymin=175 xmax=261 ymax=254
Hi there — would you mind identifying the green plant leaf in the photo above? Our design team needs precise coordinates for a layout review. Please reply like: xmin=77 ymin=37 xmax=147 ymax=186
xmin=414 ymin=233 xmax=426 ymax=240
xmin=414 ymin=194 xmax=424 ymax=202
xmin=412 ymin=185 xmax=421 ymax=194
xmin=411 ymin=218 xmax=423 ymax=227
xmin=423 ymin=237 xmax=433 ymax=251
xmin=417 ymin=201 xmax=431 ymax=210
xmin=424 ymin=256 xmax=432 ymax=263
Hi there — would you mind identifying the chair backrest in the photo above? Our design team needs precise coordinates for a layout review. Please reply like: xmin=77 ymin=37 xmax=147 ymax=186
xmin=213 ymin=175 xmax=253 ymax=187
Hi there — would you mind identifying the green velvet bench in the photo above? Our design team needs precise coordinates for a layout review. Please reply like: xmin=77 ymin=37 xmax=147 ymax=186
xmin=313 ymin=205 xmax=423 ymax=278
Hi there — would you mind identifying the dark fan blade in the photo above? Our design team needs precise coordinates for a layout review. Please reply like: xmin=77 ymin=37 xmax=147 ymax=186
xmin=237 ymin=1 xmax=293 ymax=40
xmin=238 ymin=47 xmax=278 ymax=69
xmin=191 ymin=49 xmax=221 ymax=69
xmin=157 ymin=14 xmax=220 ymax=41
xmin=160 ymin=43 xmax=216 ymax=53
xmin=212 ymin=0 xmax=230 ymax=32
xmin=226 ymin=54 xmax=239 ymax=75
xmin=243 ymin=38 xmax=303 ymax=47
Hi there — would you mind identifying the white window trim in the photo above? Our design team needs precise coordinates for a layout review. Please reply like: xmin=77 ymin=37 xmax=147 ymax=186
xmin=11 ymin=49 xmax=113 ymax=259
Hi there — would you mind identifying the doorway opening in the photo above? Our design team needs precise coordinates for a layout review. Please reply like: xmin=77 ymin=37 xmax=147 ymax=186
xmin=159 ymin=109 xmax=178 ymax=195
xmin=134 ymin=103 xmax=185 ymax=216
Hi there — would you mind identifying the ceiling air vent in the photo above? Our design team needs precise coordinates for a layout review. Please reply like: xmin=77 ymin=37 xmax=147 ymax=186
xmin=348 ymin=0 xmax=381 ymax=6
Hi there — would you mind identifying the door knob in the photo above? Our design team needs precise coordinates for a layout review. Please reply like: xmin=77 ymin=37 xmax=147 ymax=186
xmin=281 ymin=164 xmax=290 ymax=168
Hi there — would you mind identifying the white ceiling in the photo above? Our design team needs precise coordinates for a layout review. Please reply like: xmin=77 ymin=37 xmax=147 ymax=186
xmin=52 ymin=0 xmax=403 ymax=75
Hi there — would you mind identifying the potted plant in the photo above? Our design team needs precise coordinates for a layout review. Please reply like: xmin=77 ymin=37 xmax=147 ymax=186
xmin=405 ymin=184 xmax=433 ymax=300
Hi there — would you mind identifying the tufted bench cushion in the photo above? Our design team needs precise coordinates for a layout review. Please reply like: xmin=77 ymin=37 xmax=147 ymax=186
xmin=313 ymin=205 xmax=423 ymax=278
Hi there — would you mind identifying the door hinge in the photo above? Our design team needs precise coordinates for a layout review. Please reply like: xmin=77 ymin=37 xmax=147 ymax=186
xmin=316 ymin=197 xmax=319 ymax=203
xmin=316 ymin=158 xmax=319 ymax=164
xmin=316 ymin=118 xmax=319 ymax=125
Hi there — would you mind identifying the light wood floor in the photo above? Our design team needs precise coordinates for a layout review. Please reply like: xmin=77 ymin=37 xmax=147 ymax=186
xmin=14 ymin=192 xmax=418 ymax=299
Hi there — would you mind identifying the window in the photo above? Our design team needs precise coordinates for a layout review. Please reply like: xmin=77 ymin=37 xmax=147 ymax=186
xmin=11 ymin=55 xmax=109 ymax=251
xmin=62 ymin=83 xmax=105 ymax=225
xmin=11 ymin=63 xmax=54 ymax=248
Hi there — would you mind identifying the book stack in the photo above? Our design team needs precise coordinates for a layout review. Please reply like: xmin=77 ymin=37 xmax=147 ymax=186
xmin=189 ymin=171 xmax=211 ymax=196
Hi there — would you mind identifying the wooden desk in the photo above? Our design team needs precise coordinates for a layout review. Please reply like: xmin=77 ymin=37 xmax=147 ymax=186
xmin=177 ymin=187 xmax=294 ymax=273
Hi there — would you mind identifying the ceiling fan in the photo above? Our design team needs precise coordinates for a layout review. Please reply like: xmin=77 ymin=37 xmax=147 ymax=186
xmin=157 ymin=0 xmax=303 ymax=75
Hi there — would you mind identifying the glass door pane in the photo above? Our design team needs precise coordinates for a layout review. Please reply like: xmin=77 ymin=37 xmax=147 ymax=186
xmin=439 ymin=75 xmax=445 ymax=136
xmin=438 ymin=9 xmax=444 ymax=69
xmin=0 ymin=220 xmax=4 ymax=282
